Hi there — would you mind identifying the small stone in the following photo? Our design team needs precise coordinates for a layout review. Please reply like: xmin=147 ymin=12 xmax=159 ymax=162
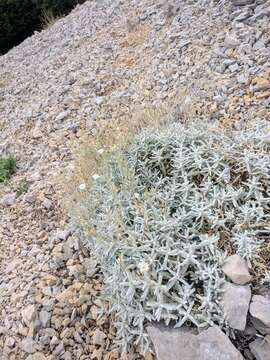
xmin=55 ymin=111 xmax=69 ymax=122
xmin=32 ymin=353 xmax=47 ymax=360
xmin=253 ymin=77 xmax=270 ymax=92
xmin=249 ymin=335 xmax=270 ymax=360
xmin=56 ymin=288 xmax=76 ymax=304
xmin=1 ymin=192 xmax=16 ymax=207
xmin=22 ymin=305 xmax=37 ymax=326
xmin=5 ymin=337 xmax=15 ymax=348
xmin=50 ymin=336 xmax=59 ymax=349
xmin=53 ymin=341 xmax=65 ymax=356
xmin=56 ymin=230 xmax=71 ymax=241
xmin=68 ymin=264 xmax=84 ymax=278
xmin=229 ymin=63 xmax=239 ymax=72
xmin=39 ymin=310 xmax=51 ymax=328
xmin=224 ymin=34 xmax=240 ymax=49
xmin=20 ymin=337 xmax=37 ymax=354
xmin=222 ymin=282 xmax=251 ymax=330
xmin=253 ymin=40 xmax=265 ymax=51
xmin=32 ymin=128 xmax=42 ymax=139
xmin=42 ymin=198 xmax=52 ymax=210
xmin=92 ymin=329 xmax=107 ymax=346
xmin=24 ymin=193 xmax=36 ymax=204
xmin=249 ymin=295 xmax=270 ymax=332
xmin=222 ymin=254 xmax=252 ymax=285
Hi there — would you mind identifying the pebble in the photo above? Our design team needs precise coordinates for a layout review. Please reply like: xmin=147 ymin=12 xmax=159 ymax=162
xmin=1 ymin=192 xmax=16 ymax=207
xmin=20 ymin=337 xmax=37 ymax=354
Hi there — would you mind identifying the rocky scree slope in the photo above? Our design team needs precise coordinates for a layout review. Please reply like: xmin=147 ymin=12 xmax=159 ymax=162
xmin=0 ymin=0 xmax=270 ymax=359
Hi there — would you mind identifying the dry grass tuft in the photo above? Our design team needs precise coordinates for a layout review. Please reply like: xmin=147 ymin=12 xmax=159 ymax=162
xmin=40 ymin=9 xmax=62 ymax=30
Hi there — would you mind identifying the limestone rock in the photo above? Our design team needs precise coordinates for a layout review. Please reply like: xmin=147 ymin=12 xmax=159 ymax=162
xmin=1 ymin=192 xmax=16 ymax=207
xmin=147 ymin=324 xmax=243 ymax=360
xmin=39 ymin=310 xmax=51 ymax=328
xmin=147 ymin=325 xmax=197 ymax=360
xmin=22 ymin=305 xmax=37 ymax=326
xmin=249 ymin=295 xmax=270 ymax=333
xmin=92 ymin=329 xmax=107 ymax=346
xmin=222 ymin=255 xmax=252 ymax=285
xmin=249 ymin=335 xmax=270 ymax=360
xmin=20 ymin=337 xmax=37 ymax=354
xmin=197 ymin=326 xmax=243 ymax=360
xmin=221 ymin=282 xmax=251 ymax=330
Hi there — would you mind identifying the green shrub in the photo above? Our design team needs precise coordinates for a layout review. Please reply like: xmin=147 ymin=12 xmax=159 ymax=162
xmin=70 ymin=122 xmax=270 ymax=354
xmin=0 ymin=0 xmax=85 ymax=53
xmin=0 ymin=156 xmax=16 ymax=182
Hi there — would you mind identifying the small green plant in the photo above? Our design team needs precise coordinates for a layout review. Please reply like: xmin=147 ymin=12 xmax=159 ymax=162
xmin=16 ymin=177 xmax=29 ymax=197
xmin=0 ymin=156 xmax=16 ymax=182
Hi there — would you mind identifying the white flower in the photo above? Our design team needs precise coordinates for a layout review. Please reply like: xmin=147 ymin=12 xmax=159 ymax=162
xmin=138 ymin=261 xmax=149 ymax=274
xmin=79 ymin=183 xmax=86 ymax=191
xmin=92 ymin=174 xmax=100 ymax=181
xmin=97 ymin=148 xmax=105 ymax=155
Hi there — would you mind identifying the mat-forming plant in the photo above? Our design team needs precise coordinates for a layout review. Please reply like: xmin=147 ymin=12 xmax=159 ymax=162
xmin=77 ymin=122 xmax=270 ymax=353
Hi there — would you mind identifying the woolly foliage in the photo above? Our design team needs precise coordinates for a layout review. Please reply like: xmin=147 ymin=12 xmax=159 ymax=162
xmin=76 ymin=122 xmax=270 ymax=354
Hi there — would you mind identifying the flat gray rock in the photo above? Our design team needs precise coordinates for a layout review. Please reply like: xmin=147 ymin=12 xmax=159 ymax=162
xmin=147 ymin=324 xmax=243 ymax=360
xmin=249 ymin=295 xmax=270 ymax=333
xmin=147 ymin=325 xmax=197 ymax=360
xmin=222 ymin=282 xmax=251 ymax=330
xmin=249 ymin=336 xmax=270 ymax=360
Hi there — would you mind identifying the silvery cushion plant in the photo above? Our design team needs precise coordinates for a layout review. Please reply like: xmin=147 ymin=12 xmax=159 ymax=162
xmin=77 ymin=122 xmax=270 ymax=354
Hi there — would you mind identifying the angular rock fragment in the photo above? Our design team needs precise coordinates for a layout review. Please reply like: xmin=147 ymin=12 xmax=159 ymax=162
xmin=21 ymin=305 xmax=37 ymax=326
xmin=39 ymin=310 xmax=51 ymax=328
xmin=221 ymin=282 xmax=251 ymax=330
xmin=147 ymin=324 xmax=243 ymax=360
xmin=20 ymin=337 xmax=37 ymax=354
xmin=92 ymin=329 xmax=107 ymax=346
xmin=1 ymin=192 xmax=16 ymax=207
xmin=147 ymin=325 xmax=197 ymax=360
xmin=249 ymin=335 xmax=270 ymax=360
xmin=197 ymin=326 xmax=243 ymax=360
xmin=249 ymin=295 xmax=270 ymax=333
xmin=222 ymin=254 xmax=252 ymax=285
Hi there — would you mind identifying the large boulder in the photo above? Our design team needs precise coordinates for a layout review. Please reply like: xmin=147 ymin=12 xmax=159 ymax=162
xmin=147 ymin=324 xmax=243 ymax=360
